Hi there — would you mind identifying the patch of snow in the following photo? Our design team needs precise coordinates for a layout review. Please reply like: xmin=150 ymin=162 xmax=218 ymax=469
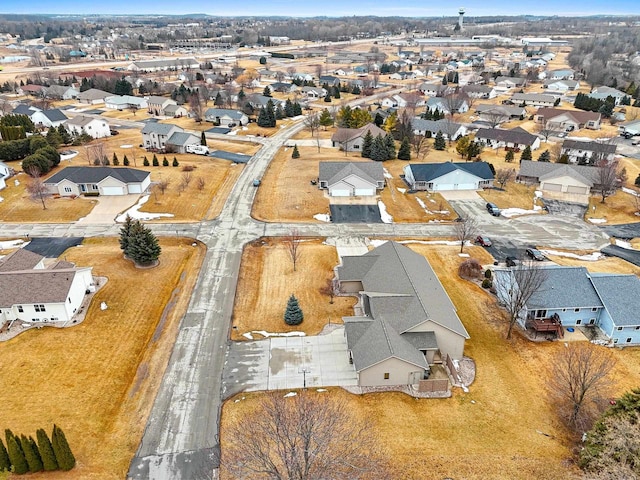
xmin=227 ymin=130 xmax=238 ymax=135
xmin=429 ymin=198 xmax=436 ymax=203
xmin=371 ymin=239 xmax=469 ymax=247
xmin=462 ymin=385 xmax=469 ymax=393
xmin=0 ymin=197 xmax=3 ymax=202
xmin=500 ymin=207 xmax=542 ymax=218
xmin=622 ymin=187 xmax=640 ymax=197
xmin=434 ymin=210 xmax=449 ymax=215
xmin=100 ymin=302 xmax=108 ymax=310
xmin=251 ymin=330 xmax=306 ymax=338
xmin=284 ymin=392 xmax=297 ymax=398
xmin=0 ymin=239 xmax=24 ymax=250
xmin=60 ymin=150 xmax=79 ymax=161
xmin=588 ymin=218 xmax=607 ymax=224
xmin=540 ymin=249 xmax=604 ymax=261
xmin=378 ymin=201 xmax=393 ymax=223
xmin=313 ymin=213 xmax=331 ymax=222
xmin=120 ymin=144 xmax=134 ymax=148
xmin=459 ymin=253 xmax=470 ymax=257
xmin=115 ymin=195 xmax=174 ymax=222
xmin=242 ymin=126 xmax=248 ymax=131
xmin=534 ymin=190 xmax=543 ymax=198
xmin=242 ymin=332 xmax=254 ymax=340
xmin=383 ymin=168 xmax=392 ymax=179
xmin=317 ymin=388 xmax=328 ymax=392
xmin=533 ymin=205 xmax=542 ymax=211
xmin=614 ymin=239 xmax=634 ymax=250
xmin=397 ymin=188 xmax=406 ymax=194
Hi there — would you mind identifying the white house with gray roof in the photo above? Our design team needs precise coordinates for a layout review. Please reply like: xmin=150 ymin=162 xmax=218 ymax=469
xmin=77 ymin=88 xmax=111 ymax=104
xmin=166 ymin=132 xmax=200 ymax=154
xmin=0 ymin=248 xmax=94 ymax=327
xmin=318 ymin=161 xmax=385 ymax=197
xmin=338 ymin=241 xmax=469 ymax=387
xmin=510 ymin=92 xmax=557 ymax=107
xmin=104 ymin=95 xmax=148 ymax=111
xmin=64 ymin=115 xmax=110 ymax=139
xmin=412 ymin=118 xmax=467 ymax=139
xmin=204 ymin=108 xmax=248 ymax=126
xmin=44 ymin=166 xmax=150 ymax=196
xmin=561 ymin=139 xmax=617 ymax=164
xmin=495 ymin=266 xmax=640 ymax=345
xmin=141 ymin=122 xmax=183 ymax=150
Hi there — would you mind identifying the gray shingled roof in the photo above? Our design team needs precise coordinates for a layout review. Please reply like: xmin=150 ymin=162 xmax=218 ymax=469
xmin=407 ymin=162 xmax=494 ymax=182
xmin=527 ymin=266 xmax=603 ymax=310
xmin=511 ymin=93 xmax=556 ymax=103
xmin=476 ymin=104 xmax=525 ymax=116
xmin=141 ymin=122 xmax=182 ymax=135
xmin=42 ymin=109 xmax=68 ymax=122
xmin=538 ymin=165 xmax=593 ymax=186
xmin=562 ymin=139 xmax=617 ymax=154
xmin=318 ymin=161 xmax=384 ymax=186
xmin=591 ymin=275 xmax=640 ymax=327
xmin=0 ymin=249 xmax=44 ymax=272
xmin=476 ymin=127 xmax=538 ymax=146
xmin=65 ymin=115 xmax=99 ymax=127
xmin=412 ymin=118 xmax=463 ymax=134
xmin=167 ymin=132 xmax=198 ymax=146
xmin=518 ymin=160 xmax=602 ymax=184
xmin=0 ymin=269 xmax=78 ymax=306
xmin=536 ymin=108 xmax=600 ymax=125
xmin=330 ymin=123 xmax=386 ymax=143
xmin=78 ymin=88 xmax=110 ymax=100
xmin=204 ymin=108 xmax=245 ymax=120
xmin=44 ymin=166 xmax=149 ymax=185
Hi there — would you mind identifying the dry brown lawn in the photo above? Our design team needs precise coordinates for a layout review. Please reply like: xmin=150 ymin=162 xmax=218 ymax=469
xmin=478 ymin=181 xmax=539 ymax=211
xmin=101 ymin=109 xmax=152 ymax=122
xmin=547 ymin=254 xmax=640 ymax=275
xmin=231 ymin=237 xmax=356 ymax=340
xmin=585 ymin=189 xmax=639 ymax=225
xmin=0 ymin=172 xmax=96 ymax=222
xmin=0 ymin=237 xmax=205 ymax=479
xmin=221 ymin=243 xmax=640 ymax=480
xmin=252 ymin=145 xmax=456 ymax=223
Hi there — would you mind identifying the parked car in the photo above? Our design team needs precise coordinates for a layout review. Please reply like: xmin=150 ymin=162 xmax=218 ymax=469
xmin=109 ymin=129 xmax=119 ymax=135
xmin=505 ymin=256 xmax=520 ymax=267
xmin=252 ymin=179 xmax=261 ymax=187
xmin=526 ymin=248 xmax=545 ymax=261
xmin=475 ymin=235 xmax=492 ymax=247
xmin=486 ymin=202 xmax=501 ymax=216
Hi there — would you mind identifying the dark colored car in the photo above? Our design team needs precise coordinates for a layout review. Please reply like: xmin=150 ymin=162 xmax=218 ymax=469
xmin=526 ymin=248 xmax=545 ymax=261
xmin=475 ymin=235 xmax=492 ymax=247
xmin=486 ymin=202 xmax=501 ymax=216
xmin=505 ymin=256 xmax=519 ymax=267
xmin=110 ymin=129 xmax=119 ymax=135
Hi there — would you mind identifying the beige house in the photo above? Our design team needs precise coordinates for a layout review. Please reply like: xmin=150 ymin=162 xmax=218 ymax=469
xmin=44 ymin=166 xmax=151 ymax=196
xmin=331 ymin=123 xmax=386 ymax=153
xmin=147 ymin=96 xmax=178 ymax=116
xmin=338 ymin=241 xmax=469 ymax=387
xmin=318 ymin=161 xmax=385 ymax=197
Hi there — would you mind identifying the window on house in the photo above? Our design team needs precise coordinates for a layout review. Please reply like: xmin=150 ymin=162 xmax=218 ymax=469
xmin=591 ymin=307 xmax=597 ymax=312
xmin=535 ymin=310 xmax=547 ymax=319
xmin=617 ymin=326 xmax=623 ymax=331
xmin=68 ymin=298 xmax=71 ymax=303
xmin=34 ymin=304 xmax=46 ymax=312
xmin=92 ymin=185 xmax=99 ymax=191
xmin=574 ymin=308 xmax=580 ymax=312
xmin=384 ymin=373 xmax=390 ymax=380
xmin=354 ymin=144 xmax=360 ymax=149
xmin=64 ymin=187 xmax=72 ymax=193
xmin=589 ymin=318 xmax=596 ymax=324
xmin=636 ymin=326 xmax=640 ymax=330
xmin=576 ymin=319 xmax=582 ymax=325
xmin=626 ymin=338 xmax=632 ymax=343
xmin=562 ymin=308 xmax=567 ymax=312
xmin=17 ymin=306 xmax=23 ymax=312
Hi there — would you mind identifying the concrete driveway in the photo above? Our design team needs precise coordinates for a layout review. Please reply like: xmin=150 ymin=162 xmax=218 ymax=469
xmin=76 ymin=194 xmax=139 ymax=224
xmin=223 ymin=327 xmax=357 ymax=398
xmin=439 ymin=190 xmax=481 ymax=201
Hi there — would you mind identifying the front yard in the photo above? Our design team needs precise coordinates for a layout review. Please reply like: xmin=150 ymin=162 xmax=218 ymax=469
xmin=221 ymin=242 xmax=640 ymax=480
xmin=478 ymin=181 xmax=539 ymax=211
xmin=0 ymin=237 xmax=205 ymax=479
xmin=585 ymin=189 xmax=640 ymax=225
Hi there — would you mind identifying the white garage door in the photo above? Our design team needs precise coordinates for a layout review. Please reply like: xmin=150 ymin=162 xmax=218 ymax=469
xmin=128 ymin=184 xmax=142 ymax=194
xmin=543 ymin=183 xmax=562 ymax=192
xmin=331 ymin=189 xmax=351 ymax=197
xmin=354 ymin=188 xmax=375 ymax=196
xmin=102 ymin=186 xmax=124 ymax=195
xmin=567 ymin=185 xmax=588 ymax=194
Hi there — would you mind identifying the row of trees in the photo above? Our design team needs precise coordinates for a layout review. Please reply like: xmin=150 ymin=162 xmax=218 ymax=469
xmin=573 ymin=93 xmax=618 ymax=117
xmin=361 ymin=131 xmax=396 ymax=161
xmin=119 ymin=217 xmax=162 ymax=267
xmin=0 ymin=425 xmax=75 ymax=474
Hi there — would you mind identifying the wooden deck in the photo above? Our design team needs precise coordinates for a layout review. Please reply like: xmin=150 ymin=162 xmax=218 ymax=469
xmin=530 ymin=313 xmax=564 ymax=339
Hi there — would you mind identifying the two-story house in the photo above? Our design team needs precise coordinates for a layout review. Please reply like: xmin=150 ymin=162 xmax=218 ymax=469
xmin=141 ymin=123 xmax=183 ymax=151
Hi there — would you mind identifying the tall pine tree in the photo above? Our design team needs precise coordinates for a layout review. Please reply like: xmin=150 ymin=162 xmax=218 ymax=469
xmin=434 ymin=131 xmax=446 ymax=151
xmin=384 ymin=133 xmax=396 ymax=160
xmin=127 ymin=221 xmax=162 ymax=266
xmin=119 ymin=215 xmax=134 ymax=254
xmin=284 ymin=294 xmax=304 ymax=326
xmin=51 ymin=425 xmax=75 ymax=471
xmin=7 ymin=435 xmax=28 ymax=475
xmin=0 ymin=437 xmax=10 ymax=472
xmin=520 ymin=145 xmax=532 ymax=162
xmin=361 ymin=130 xmax=373 ymax=158
xmin=398 ymin=136 xmax=411 ymax=160
xmin=370 ymin=135 xmax=387 ymax=162
xmin=21 ymin=434 xmax=43 ymax=472
xmin=200 ymin=131 xmax=207 ymax=146
xmin=36 ymin=429 xmax=58 ymax=472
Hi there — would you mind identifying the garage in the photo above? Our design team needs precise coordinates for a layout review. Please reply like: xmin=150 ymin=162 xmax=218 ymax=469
xmin=543 ymin=183 xmax=562 ymax=192
xmin=101 ymin=186 xmax=125 ymax=195
xmin=330 ymin=189 xmax=351 ymax=197
xmin=354 ymin=188 xmax=375 ymax=196
xmin=128 ymin=184 xmax=142 ymax=194
xmin=567 ymin=185 xmax=589 ymax=194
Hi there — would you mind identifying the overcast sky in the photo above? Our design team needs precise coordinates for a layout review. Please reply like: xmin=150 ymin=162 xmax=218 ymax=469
xmin=1 ymin=0 xmax=637 ymax=16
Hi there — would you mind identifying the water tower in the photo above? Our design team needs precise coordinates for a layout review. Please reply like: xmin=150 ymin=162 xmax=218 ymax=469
xmin=458 ymin=8 xmax=465 ymax=30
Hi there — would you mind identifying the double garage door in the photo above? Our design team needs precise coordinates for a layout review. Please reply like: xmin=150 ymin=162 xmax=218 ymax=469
xmin=101 ymin=186 xmax=125 ymax=195
xmin=331 ymin=188 xmax=376 ymax=197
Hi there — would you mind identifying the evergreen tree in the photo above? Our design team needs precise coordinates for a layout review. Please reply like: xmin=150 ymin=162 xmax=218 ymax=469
xmin=143 ymin=156 xmax=149 ymax=166
xmin=114 ymin=76 xmax=133 ymax=96
xmin=384 ymin=133 xmax=396 ymax=160
xmin=266 ymin=99 xmax=276 ymax=127
xmin=200 ymin=131 xmax=207 ymax=146
xmin=538 ymin=150 xmax=551 ymax=162
xmin=453 ymin=71 xmax=459 ymax=84
xmin=257 ymin=106 xmax=269 ymax=127
xmin=352 ymin=84 xmax=361 ymax=95
xmin=636 ymin=174 xmax=640 ymax=187
xmin=275 ymin=104 xmax=284 ymax=120
xmin=126 ymin=221 xmax=162 ymax=266
xmin=370 ymin=135 xmax=387 ymax=162
xmin=284 ymin=99 xmax=294 ymax=117
xmin=21 ymin=435 xmax=43 ymax=473
xmin=361 ymin=130 xmax=373 ymax=158
xmin=374 ymin=112 xmax=384 ymax=127
xmin=152 ymin=154 xmax=159 ymax=167
xmin=558 ymin=154 xmax=569 ymax=164
xmin=36 ymin=429 xmax=57 ymax=472
xmin=291 ymin=144 xmax=300 ymax=159
xmin=7 ymin=436 xmax=28 ymax=475
xmin=442 ymin=75 xmax=448 ymax=85
xmin=284 ymin=294 xmax=304 ymax=326
xmin=398 ymin=136 xmax=411 ymax=160
xmin=262 ymin=85 xmax=272 ymax=97
xmin=123 ymin=155 xmax=130 ymax=166
xmin=162 ymin=157 xmax=169 ymax=166
xmin=46 ymin=127 xmax=62 ymax=147
xmin=324 ymin=92 xmax=332 ymax=103
xmin=0 ymin=437 xmax=10 ymax=472
xmin=520 ymin=145 xmax=532 ymax=162
xmin=434 ymin=131 xmax=446 ymax=151
xmin=119 ymin=215 xmax=135 ymax=253
xmin=112 ymin=153 xmax=119 ymax=166
xmin=293 ymin=102 xmax=302 ymax=116
xmin=505 ymin=150 xmax=514 ymax=163
xmin=51 ymin=425 xmax=75 ymax=472
xmin=319 ymin=109 xmax=333 ymax=129
xmin=333 ymin=86 xmax=340 ymax=99
xmin=57 ymin=124 xmax=72 ymax=144
xmin=214 ymin=92 xmax=224 ymax=106
xmin=173 ymin=157 xmax=179 ymax=167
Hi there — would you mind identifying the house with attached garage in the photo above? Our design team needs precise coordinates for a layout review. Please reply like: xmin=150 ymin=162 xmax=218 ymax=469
xmin=44 ymin=166 xmax=151 ymax=197
xmin=619 ymin=119 xmax=640 ymax=137
xmin=476 ymin=127 xmax=540 ymax=151
xmin=461 ymin=85 xmax=497 ymax=99
xmin=561 ymin=139 xmax=617 ymax=164
xmin=104 ymin=95 xmax=148 ymax=111
xmin=543 ymin=79 xmax=580 ymax=93
xmin=494 ymin=265 xmax=640 ymax=345
xmin=30 ymin=109 xmax=68 ymax=128
xmin=44 ymin=85 xmax=79 ymax=100
xmin=141 ymin=122 xmax=183 ymax=150
xmin=165 ymin=132 xmax=200 ymax=154
xmin=318 ymin=161 xmax=385 ymax=197
xmin=588 ymin=86 xmax=629 ymax=106
xmin=204 ymin=108 xmax=248 ymax=126
xmin=418 ymin=83 xmax=453 ymax=97
xmin=77 ymin=88 xmax=111 ymax=105
xmin=510 ymin=92 xmax=557 ymax=107
xmin=412 ymin=118 xmax=467 ymax=140
xmin=301 ymin=86 xmax=327 ymax=99
xmin=476 ymin=105 xmax=526 ymax=124
xmin=0 ymin=248 xmax=95 ymax=328
xmin=535 ymin=108 xmax=601 ymax=131
xmin=64 ymin=116 xmax=111 ymax=139
xmin=146 ymin=96 xmax=178 ymax=116
xmin=425 ymin=97 xmax=469 ymax=114
xmin=331 ymin=123 xmax=386 ymax=152
xmin=546 ymin=69 xmax=575 ymax=80
xmin=403 ymin=162 xmax=494 ymax=191
xmin=164 ymin=104 xmax=188 ymax=118
xmin=494 ymin=76 xmax=526 ymax=91
xmin=338 ymin=241 xmax=470 ymax=387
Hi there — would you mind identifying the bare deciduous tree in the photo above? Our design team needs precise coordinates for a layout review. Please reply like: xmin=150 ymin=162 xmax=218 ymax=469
xmin=221 ymin=391 xmax=388 ymax=480
xmin=189 ymin=93 xmax=205 ymax=122
xmin=284 ymin=229 xmax=302 ymax=272
xmin=304 ymin=112 xmax=321 ymax=152
xmin=494 ymin=263 xmax=548 ymax=340
xmin=411 ymin=134 xmax=430 ymax=160
xmin=196 ymin=177 xmax=206 ymax=191
xmin=319 ymin=277 xmax=337 ymax=304
xmin=595 ymin=159 xmax=621 ymax=204
xmin=535 ymin=122 xmax=557 ymax=142
xmin=453 ymin=214 xmax=478 ymax=253
xmin=156 ymin=178 xmax=170 ymax=195
xmin=481 ymin=109 xmax=509 ymax=128
xmin=25 ymin=168 xmax=52 ymax=210
xmin=442 ymin=91 xmax=468 ymax=119
xmin=86 ymin=142 xmax=109 ymax=166
xmin=495 ymin=168 xmax=516 ymax=189
xmin=548 ymin=343 xmax=616 ymax=432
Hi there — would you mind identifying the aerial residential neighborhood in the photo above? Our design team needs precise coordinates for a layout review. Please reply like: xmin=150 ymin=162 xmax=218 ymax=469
xmin=0 ymin=5 xmax=639 ymax=480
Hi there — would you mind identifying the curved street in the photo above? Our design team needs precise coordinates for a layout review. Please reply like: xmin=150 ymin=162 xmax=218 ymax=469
xmin=1 ymin=119 xmax=612 ymax=480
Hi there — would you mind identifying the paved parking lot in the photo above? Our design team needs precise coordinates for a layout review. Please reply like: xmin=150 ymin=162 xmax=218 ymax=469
xmin=222 ymin=327 xmax=357 ymax=398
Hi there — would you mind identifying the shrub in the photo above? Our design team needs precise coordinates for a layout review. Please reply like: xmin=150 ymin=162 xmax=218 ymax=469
xmin=284 ymin=294 xmax=304 ymax=326
xmin=162 ymin=157 xmax=169 ymax=166
xmin=481 ymin=279 xmax=493 ymax=289
xmin=484 ymin=269 xmax=492 ymax=279
xmin=152 ymin=154 xmax=159 ymax=167
xmin=143 ymin=156 xmax=150 ymax=166
xmin=458 ymin=258 xmax=483 ymax=278
xmin=181 ymin=164 xmax=195 ymax=172
xmin=172 ymin=157 xmax=179 ymax=167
